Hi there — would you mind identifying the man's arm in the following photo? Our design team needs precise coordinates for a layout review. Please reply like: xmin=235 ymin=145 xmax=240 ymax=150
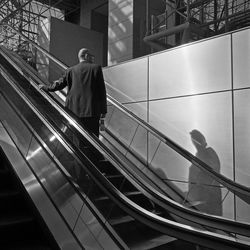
xmin=39 ymin=70 xmax=71 ymax=92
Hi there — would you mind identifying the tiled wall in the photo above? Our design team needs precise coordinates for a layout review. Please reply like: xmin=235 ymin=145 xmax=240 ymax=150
xmin=103 ymin=27 xmax=250 ymax=222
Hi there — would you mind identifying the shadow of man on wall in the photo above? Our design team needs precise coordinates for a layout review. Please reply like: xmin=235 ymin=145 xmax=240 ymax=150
xmin=186 ymin=129 xmax=222 ymax=216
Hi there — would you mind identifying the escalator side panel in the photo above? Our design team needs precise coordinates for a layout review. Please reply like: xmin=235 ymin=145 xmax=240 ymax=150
xmin=0 ymin=124 xmax=82 ymax=250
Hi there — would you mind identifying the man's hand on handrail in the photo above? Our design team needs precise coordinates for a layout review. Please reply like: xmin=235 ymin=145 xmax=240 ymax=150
xmin=39 ymin=84 xmax=49 ymax=91
xmin=39 ymin=81 xmax=59 ymax=91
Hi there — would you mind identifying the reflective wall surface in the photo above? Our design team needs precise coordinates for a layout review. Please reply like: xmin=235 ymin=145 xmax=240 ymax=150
xmin=234 ymin=89 xmax=250 ymax=186
xmin=103 ymin=27 xmax=250 ymax=222
xmin=149 ymin=91 xmax=234 ymax=180
xmin=233 ymin=29 xmax=250 ymax=89
xmin=104 ymin=57 xmax=148 ymax=103
xmin=149 ymin=35 xmax=231 ymax=99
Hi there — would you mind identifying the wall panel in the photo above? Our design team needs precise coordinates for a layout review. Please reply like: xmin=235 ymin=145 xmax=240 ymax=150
xmin=103 ymin=57 xmax=148 ymax=103
xmin=234 ymin=89 xmax=250 ymax=187
xmin=149 ymin=35 xmax=231 ymax=99
xmin=50 ymin=17 xmax=103 ymax=67
xmin=148 ymin=92 xmax=234 ymax=179
xmin=233 ymin=29 xmax=250 ymax=89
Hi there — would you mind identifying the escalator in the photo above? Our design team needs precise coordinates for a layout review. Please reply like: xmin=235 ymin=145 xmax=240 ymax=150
xmin=6 ymin=22 xmax=249 ymax=213
xmin=3 ymin=23 xmax=250 ymax=209
xmin=1 ymin=28 xmax=250 ymax=249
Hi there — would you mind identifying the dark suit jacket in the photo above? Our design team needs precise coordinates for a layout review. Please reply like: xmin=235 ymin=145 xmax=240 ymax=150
xmin=47 ymin=61 xmax=107 ymax=118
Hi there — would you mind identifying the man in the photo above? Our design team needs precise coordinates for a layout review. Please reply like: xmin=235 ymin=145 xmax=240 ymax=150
xmin=39 ymin=48 xmax=107 ymax=137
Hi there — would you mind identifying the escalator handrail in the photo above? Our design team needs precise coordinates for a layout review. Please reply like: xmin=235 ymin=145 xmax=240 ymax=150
xmin=1 ymin=37 xmax=250 ymax=240
xmin=1 ymin=61 xmax=250 ymax=250
xmin=2 ymin=24 xmax=250 ymax=202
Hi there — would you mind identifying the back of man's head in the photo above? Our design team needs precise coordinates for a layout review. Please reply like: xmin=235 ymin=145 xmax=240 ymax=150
xmin=78 ymin=48 xmax=90 ymax=61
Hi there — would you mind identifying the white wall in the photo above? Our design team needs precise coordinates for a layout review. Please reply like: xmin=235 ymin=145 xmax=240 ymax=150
xmin=103 ymin=27 xmax=250 ymax=222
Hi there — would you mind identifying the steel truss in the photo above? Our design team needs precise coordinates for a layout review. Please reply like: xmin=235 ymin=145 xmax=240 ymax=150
xmin=145 ymin=0 xmax=250 ymax=49
xmin=0 ymin=0 xmax=79 ymax=62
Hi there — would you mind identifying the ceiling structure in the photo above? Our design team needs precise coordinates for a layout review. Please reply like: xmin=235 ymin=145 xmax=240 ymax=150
xmin=0 ymin=0 xmax=80 ymax=53
xmin=144 ymin=0 xmax=250 ymax=50
xmin=35 ymin=0 xmax=80 ymax=11
xmin=0 ymin=0 xmax=249 ymax=55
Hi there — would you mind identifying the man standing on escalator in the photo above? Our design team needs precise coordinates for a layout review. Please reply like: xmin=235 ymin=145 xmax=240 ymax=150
xmin=39 ymin=48 xmax=107 ymax=138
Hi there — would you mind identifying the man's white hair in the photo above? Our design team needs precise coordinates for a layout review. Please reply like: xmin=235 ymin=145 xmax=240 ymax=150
xmin=78 ymin=48 xmax=89 ymax=59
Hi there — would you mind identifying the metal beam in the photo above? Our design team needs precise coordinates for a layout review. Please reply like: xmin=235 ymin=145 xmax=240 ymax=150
xmin=0 ymin=0 xmax=33 ymax=24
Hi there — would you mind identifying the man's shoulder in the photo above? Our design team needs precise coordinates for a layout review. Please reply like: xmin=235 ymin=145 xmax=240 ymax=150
xmin=69 ymin=62 xmax=88 ymax=72
xmin=71 ymin=62 xmax=102 ymax=73
xmin=77 ymin=62 xmax=100 ymax=68
xmin=89 ymin=62 xmax=101 ymax=69
xmin=86 ymin=63 xmax=102 ymax=73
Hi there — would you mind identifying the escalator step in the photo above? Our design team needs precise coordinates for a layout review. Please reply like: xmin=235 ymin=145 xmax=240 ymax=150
xmin=133 ymin=234 xmax=177 ymax=250
xmin=94 ymin=200 xmax=128 ymax=219
xmin=94 ymin=190 xmax=141 ymax=201
xmin=108 ymin=177 xmax=138 ymax=192
xmin=109 ymin=215 xmax=135 ymax=226
xmin=97 ymin=159 xmax=121 ymax=175
xmin=114 ymin=219 xmax=176 ymax=249
xmin=104 ymin=173 xmax=124 ymax=178
xmin=108 ymin=207 xmax=163 ymax=227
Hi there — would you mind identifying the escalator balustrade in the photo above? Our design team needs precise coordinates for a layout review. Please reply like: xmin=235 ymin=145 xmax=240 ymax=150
xmin=0 ymin=146 xmax=58 ymax=249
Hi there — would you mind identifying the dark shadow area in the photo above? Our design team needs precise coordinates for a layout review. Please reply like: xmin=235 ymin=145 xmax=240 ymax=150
xmin=186 ymin=129 xmax=222 ymax=216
